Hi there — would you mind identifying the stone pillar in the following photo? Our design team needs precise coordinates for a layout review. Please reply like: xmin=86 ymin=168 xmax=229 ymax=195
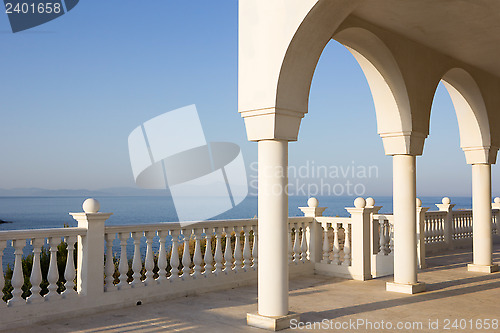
xmin=468 ymin=164 xmax=499 ymax=273
xmin=365 ymin=197 xmax=382 ymax=255
xmin=299 ymin=197 xmax=326 ymax=264
xmin=492 ymin=197 xmax=500 ymax=236
xmin=386 ymin=154 xmax=425 ymax=294
xmin=70 ymin=198 xmax=113 ymax=298
xmin=435 ymin=197 xmax=455 ymax=249
xmin=345 ymin=197 xmax=374 ymax=281
xmin=247 ymin=140 xmax=300 ymax=330
xmin=416 ymin=198 xmax=429 ymax=269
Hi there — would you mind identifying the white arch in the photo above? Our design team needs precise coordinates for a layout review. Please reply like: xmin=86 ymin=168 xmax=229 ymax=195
xmin=334 ymin=27 xmax=412 ymax=136
xmin=441 ymin=68 xmax=495 ymax=164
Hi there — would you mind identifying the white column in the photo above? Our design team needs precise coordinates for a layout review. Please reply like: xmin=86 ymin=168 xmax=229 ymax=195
xmin=468 ymin=164 xmax=499 ymax=273
xmin=257 ymin=140 xmax=288 ymax=317
xmin=386 ymin=155 xmax=425 ymax=294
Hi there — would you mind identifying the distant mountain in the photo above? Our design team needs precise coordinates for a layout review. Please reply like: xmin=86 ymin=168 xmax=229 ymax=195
xmin=0 ymin=187 xmax=171 ymax=197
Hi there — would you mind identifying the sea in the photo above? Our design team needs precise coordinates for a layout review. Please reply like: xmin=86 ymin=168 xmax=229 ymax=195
xmin=0 ymin=195 xmax=473 ymax=270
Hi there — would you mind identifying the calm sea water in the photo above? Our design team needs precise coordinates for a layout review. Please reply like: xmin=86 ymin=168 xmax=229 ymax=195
xmin=0 ymin=195 xmax=473 ymax=270
xmin=0 ymin=195 xmax=473 ymax=231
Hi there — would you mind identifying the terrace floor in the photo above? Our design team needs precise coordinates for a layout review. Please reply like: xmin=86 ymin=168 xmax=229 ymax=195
xmin=7 ymin=245 xmax=500 ymax=333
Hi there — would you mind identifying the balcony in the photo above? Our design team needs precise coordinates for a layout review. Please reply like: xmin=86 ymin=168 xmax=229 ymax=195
xmin=0 ymin=197 xmax=498 ymax=331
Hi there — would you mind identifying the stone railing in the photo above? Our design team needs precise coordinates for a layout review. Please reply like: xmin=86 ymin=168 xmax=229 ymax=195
xmin=0 ymin=199 xmax=315 ymax=330
xmin=301 ymin=197 xmax=374 ymax=281
xmin=1 ymin=196 xmax=499 ymax=329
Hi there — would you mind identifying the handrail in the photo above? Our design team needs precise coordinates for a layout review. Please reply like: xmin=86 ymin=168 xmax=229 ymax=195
xmin=0 ymin=227 xmax=87 ymax=241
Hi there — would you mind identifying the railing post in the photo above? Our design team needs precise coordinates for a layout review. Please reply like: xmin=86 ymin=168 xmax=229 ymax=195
xmin=435 ymin=197 xmax=455 ymax=249
xmin=365 ymin=197 xmax=382 ymax=255
xmin=416 ymin=198 xmax=429 ymax=269
xmin=299 ymin=197 xmax=326 ymax=263
xmin=491 ymin=197 xmax=500 ymax=235
xmin=345 ymin=197 xmax=373 ymax=281
xmin=70 ymin=198 xmax=112 ymax=298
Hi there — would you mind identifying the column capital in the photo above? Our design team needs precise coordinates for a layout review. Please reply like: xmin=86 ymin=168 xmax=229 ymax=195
xmin=463 ymin=146 xmax=498 ymax=165
xmin=240 ymin=107 xmax=305 ymax=141
xmin=379 ymin=131 xmax=427 ymax=156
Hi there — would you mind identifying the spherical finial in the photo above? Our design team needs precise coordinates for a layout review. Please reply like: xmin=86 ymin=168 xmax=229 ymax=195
xmin=495 ymin=197 xmax=500 ymax=204
xmin=83 ymin=198 xmax=100 ymax=213
xmin=366 ymin=197 xmax=375 ymax=207
xmin=307 ymin=197 xmax=319 ymax=208
xmin=354 ymin=197 xmax=366 ymax=209
xmin=416 ymin=198 xmax=422 ymax=207
xmin=442 ymin=197 xmax=451 ymax=205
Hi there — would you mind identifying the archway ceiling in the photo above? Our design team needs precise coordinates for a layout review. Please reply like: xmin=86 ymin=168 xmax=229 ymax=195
xmin=353 ymin=0 xmax=500 ymax=77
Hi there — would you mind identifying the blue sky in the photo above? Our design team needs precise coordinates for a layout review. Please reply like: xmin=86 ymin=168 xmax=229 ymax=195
xmin=0 ymin=1 xmax=498 ymax=197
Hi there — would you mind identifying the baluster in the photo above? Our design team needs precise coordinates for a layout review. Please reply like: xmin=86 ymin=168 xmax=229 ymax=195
xmin=423 ymin=220 xmax=429 ymax=244
xmin=431 ymin=219 xmax=436 ymax=243
xmin=181 ymin=230 xmax=192 ymax=278
xmin=233 ymin=227 xmax=243 ymax=272
xmin=458 ymin=215 xmax=463 ymax=239
xmin=288 ymin=225 xmax=293 ymax=263
xmin=251 ymin=227 xmax=258 ymax=267
xmin=342 ymin=223 xmax=351 ymax=266
xmin=451 ymin=215 xmax=458 ymax=240
xmin=224 ymin=228 xmax=233 ymax=272
xmin=104 ymin=233 xmax=115 ymax=291
xmin=9 ymin=240 xmax=25 ymax=305
xmin=157 ymin=231 xmax=168 ymax=281
xmin=321 ymin=223 xmax=330 ymax=264
xmin=459 ymin=215 xmax=464 ymax=238
xmin=28 ymin=238 xmax=43 ymax=303
xmin=389 ymin=222 xmax=394 ymax=254
xmin=0 ymin=241 xmax=5 ymax=303
xmin=332 ymin=223 xmax=340 ymax=264
xmin=436 ymin=218 xmax=441 ymax=242
xmin=305 ymin=223 xmax=312 ymax=261
xmin=300 ymin=223 xmax=307 ymax=262
xmin=213 ymin=228 xmax=224 ymax=274
xmin=63 ymin=236 xmax=77 ymax=296
xmin=46 ymin=237 xmax=60 ymax=299
xmin=192 ymin=229 xmax=203 ymax=277
xmin=144 ymin=231 xmax=155 ymax=284
xmin=293 ymin=224 xmax=300 ymax=263
xmin=384 ymin=221 xmax=391 ymax=254
xmin=242 ymin=226 xmax=251 ymax=269
xmin=378 ymin=219 xmax=386 ymax=254
xmin=438 ymin=218 xmax=442 ymax=241
xmin=467 ymin=213 xmax=472 ymax=238
xmin=117 ymin=232 xmax=130 ymax=289
xmin=461 ymin=215 xmax=466 ymax=238
xmin=203 ymin=228 xmax=214 ymax=275
xmin=464 ymin=215 xmax=468 ymax=238
xmin=131 ymin=232 xmax=142 ymax=286
xmin=169 ymin=230 xmax=180 ymax=280
xmin=441 ymin=218 xmax=445 ymax=241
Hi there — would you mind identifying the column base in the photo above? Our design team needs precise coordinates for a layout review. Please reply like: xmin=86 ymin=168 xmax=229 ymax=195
xmin=247 ymin=312 xmax=300 ymax=331
xmin=386 ymin=281 xmax=426 ymax=294
xmin=467 ymin=263 xmax=499 ymax=273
